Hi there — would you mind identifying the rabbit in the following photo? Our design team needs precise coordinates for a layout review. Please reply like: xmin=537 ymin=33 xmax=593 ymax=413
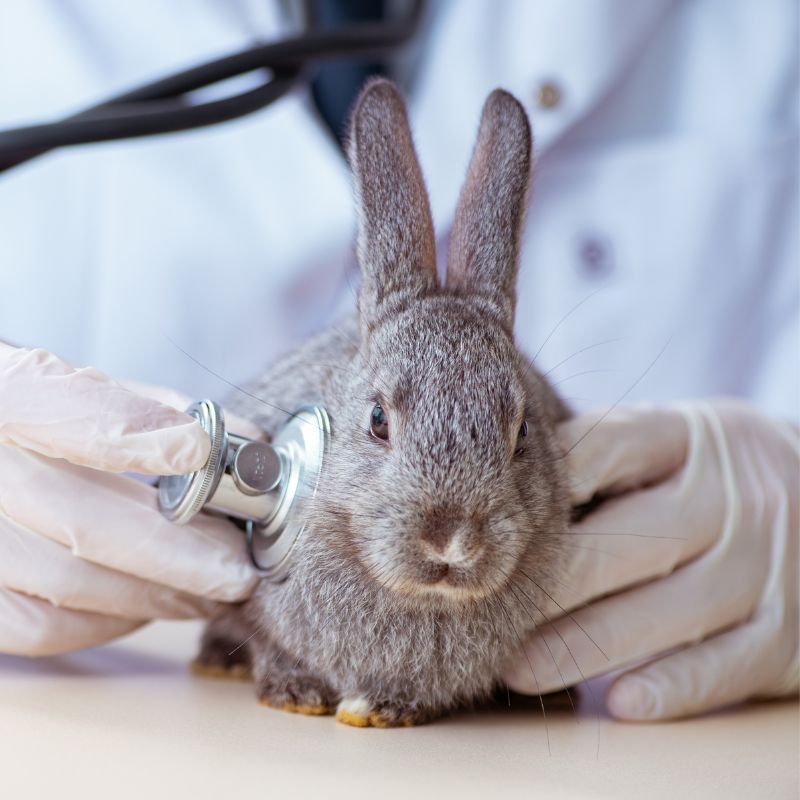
xmin=192 ymin=78 xmax=572 ymax=727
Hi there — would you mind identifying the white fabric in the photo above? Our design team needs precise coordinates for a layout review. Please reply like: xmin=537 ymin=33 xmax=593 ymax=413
xmin=0 ymin=0 xmax=354 ymax=399
xmin=0 ymin=0 xmax=796 ymax=419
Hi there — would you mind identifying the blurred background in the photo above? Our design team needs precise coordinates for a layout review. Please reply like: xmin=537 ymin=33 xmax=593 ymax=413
xmin=0 ymin=0 xmax=797 ymax=420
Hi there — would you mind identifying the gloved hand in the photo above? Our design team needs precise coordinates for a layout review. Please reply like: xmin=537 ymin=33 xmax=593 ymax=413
xmin=504 ymin=400 xmax=799 ymax=720
xmin=0 ymin=342 xmax=258 ymax=656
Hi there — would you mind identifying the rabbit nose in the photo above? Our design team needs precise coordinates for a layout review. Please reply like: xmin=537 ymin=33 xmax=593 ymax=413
xmin=419 ymin=519 xmax=457 ymax=552
xmin=419 ymin=519 xmax=482 ymax=565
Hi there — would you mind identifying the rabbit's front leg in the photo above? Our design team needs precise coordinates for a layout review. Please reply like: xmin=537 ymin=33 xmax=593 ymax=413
xmin=192 ymin=606 xmax=253 ymax=680
xmin=251 ymin=636 xmax=339 ymax=717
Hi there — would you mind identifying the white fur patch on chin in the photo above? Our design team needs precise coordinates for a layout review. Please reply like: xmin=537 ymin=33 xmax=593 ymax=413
xmin=382 ymin=574 xmax=495 ymax=603
xmin=418 ymin=581 xmax=488 ymax=602
xmin=361 ymin=553 xmax=502 ymax=602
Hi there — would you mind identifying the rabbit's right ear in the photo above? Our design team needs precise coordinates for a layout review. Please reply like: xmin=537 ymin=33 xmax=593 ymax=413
xmin=445 ymin=90 xmax=532 ymax=333
xmin=348 ymin=79 xmax=437 ymax=333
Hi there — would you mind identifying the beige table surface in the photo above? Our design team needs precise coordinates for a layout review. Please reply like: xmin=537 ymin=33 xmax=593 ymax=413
xmin=0 ymin=620 xmax=796 ymax=800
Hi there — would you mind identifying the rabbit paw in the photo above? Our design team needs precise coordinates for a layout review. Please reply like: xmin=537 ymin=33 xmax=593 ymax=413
xmin=257 ymin=671 xmax=338 ymax=717
xmin=192 ymin=633 xmax=252 ymax=681
xmin=335 ymin=696 xmax=430 ymax=728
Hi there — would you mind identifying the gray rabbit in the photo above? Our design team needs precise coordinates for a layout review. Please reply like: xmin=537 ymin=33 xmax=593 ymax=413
xmin=193 ymin=79 xmax=571 ymax=727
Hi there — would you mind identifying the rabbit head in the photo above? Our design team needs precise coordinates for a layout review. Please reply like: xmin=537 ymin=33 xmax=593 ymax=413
xmin=302 ymin=79 xmax=568 ymax=608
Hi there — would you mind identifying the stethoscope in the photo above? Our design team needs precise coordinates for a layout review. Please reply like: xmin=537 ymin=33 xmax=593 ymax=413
xmin=0 ymin=2 xmax=423 ymax=577
xmin=158 ymin=401 xmax=331 ymax=582
xmin=0 ymin=0 xmax=423 ymax=173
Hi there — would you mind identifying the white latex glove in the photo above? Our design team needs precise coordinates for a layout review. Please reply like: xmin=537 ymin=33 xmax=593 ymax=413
xmin=0 ymin=343 xmax=259 ymax=656
xmin=504 ymin=400 xmax=799 ymax=720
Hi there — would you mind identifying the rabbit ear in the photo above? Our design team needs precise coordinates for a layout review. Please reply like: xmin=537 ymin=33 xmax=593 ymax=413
xmin=348 ymin=78 xmax=437 ymax=332
xmin=445 ymin=90 xmax=532 ymax=333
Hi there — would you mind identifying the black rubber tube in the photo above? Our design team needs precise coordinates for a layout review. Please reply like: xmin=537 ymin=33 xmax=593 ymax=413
xmin=0 ymin=2 xmax=423 ymax=173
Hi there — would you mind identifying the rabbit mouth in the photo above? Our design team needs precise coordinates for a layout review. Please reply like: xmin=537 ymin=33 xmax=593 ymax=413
xmin=355 ymin=525 xmax=516 ymax=602
xmin=386 ymin=560 xmax=508 ymax=603
xmin=423 ymin=565 xmax=488 ymax=597
xmin=422 ymin=561 xmax=475 ymax=588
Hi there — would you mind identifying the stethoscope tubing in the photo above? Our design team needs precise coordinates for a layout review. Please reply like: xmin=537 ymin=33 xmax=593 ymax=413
xmin=0 ymin=2 xmax=423 ymax=173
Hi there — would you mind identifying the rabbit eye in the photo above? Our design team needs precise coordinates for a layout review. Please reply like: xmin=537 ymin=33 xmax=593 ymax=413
xmin=514 ymin=420 xmax=528 ymax=456
xmin=369 ymin=403 xmax=389 ymax=442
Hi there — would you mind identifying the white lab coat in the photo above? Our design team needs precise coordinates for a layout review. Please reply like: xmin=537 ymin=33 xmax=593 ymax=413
xmin=0 ymin=0 xmax=797 ymax=420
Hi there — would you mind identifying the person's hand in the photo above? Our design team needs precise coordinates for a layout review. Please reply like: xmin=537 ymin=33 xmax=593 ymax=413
xmin=0 ymin=342 xmax=258 ymax=656
xmin=504 ymin=400 xmax=799 ymax=720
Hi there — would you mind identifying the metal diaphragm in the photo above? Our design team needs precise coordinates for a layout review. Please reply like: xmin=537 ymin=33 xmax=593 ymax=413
xmin=158 ymin=400 xmax=331 ymax=581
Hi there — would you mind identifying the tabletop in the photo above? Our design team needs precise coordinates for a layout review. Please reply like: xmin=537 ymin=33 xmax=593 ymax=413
xmin=1 ymin=620 xmax=797 ymax=800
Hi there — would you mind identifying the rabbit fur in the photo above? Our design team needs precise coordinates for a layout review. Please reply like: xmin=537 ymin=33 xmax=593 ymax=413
xmin=194 ymin=79 xmax=571 ymax=727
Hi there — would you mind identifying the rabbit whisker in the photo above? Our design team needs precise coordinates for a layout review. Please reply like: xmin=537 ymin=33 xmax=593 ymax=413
xmin=511 ymin=577 xmax=602 ymax=758
xmin=540 ymin=337 xmax=627 ymax=379
xmin=163 ymin=334 xmax=324 ymax=432
xmin=562 ymin=337 xmax=672 ymax=458
xmin=517 ymin=567 xmax=609 ymax=662
xmin=535 ymin=531 xmax=688 ymax=541
xmin=226 ymin=630 xmax=257 ymax=657
xmin=550 ymin=368 xmax=623 ymax=387
xmin=506 ymin=581 xmax=576 ymax=715
xmin=530 ymin=287 xmax=608 ymax=365
xmin=494 ymin=593 xmax=551 ymax=755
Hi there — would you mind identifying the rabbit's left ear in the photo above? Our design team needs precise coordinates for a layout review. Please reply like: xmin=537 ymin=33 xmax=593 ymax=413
xmin=446 ymin=90 xmax=532 ymax=333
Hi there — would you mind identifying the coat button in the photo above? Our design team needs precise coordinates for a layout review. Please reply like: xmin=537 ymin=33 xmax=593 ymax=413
xmin=576 ymin=234 xmax=614 ymax=278
xmin=536 ymin=81 xmax=562 ymax=109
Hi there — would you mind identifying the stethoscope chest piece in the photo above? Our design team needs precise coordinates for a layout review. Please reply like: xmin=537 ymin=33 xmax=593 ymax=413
xmin=158 ymin=401 xmax=331 ymax=582
xmin=246 ymin=406 xmax=330 ymax=581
